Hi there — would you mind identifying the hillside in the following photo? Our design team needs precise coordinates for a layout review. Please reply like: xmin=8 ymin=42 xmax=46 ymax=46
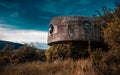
xmin=0 ymin=40 xmax=23 ymax=50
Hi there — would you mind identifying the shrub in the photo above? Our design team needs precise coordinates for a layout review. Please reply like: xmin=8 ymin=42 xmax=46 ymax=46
xmin=0 ymin=43 xmax=14 ymax=57
xmin=90 ymin=49 xmax=105 ymax=74
xmin=11 ymin=45 xmax=37 ymax=63
xmin=3 ymin=43 xmax=13 ymax=51
xmin=0 ymin=56 xmax=10 ymax=69
xmin=36 ymin=50 xmax=46 ymax=62
xmin=46 ymin=42 xmax=89 ymax=62
xmin=90 ymin=48 xmax=120 ymax=75
xmin=45 ymin=44 xmax=58 ymax=62
xmin=102 ymin=49 xmax=120 ymax=75
xmin=103 ymin=18 xmax=120 ymax=50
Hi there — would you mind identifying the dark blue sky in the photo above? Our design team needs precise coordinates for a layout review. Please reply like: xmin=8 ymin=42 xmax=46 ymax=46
xmin=0 ymin=0 xmax=120 ymax=48
xmin=0 ymin=0 xmax=119 ymax=31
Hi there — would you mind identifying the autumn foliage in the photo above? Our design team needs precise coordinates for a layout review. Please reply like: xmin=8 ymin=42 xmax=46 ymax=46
xmin=0 ymin=3 xmax=120 ymax=75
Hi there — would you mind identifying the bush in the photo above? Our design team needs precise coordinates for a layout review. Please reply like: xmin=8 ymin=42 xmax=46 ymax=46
xmin=11 ymin=45 xmax=37 ymax=63
xmin=3 ymin=43 xmax=13 ymax=51
xmin=102 ymin=49 xmax=120 ymax=75
xmin=90 ymin=48 xmax=120 ymax=75
xmin=46 ymin=42 xmax=89 ymax=62
xmin=0 ymin=43 xmax=14 ymax=57
xmin=36 ymin=50 xmax=46 ymax=62
xmin=103 ymin=18 xmax=120 ymax=50
xmin=91 ymin=3 xmax=120 ymax=75
xmin=90 ymin=49 xmax=106 ymax=75
xmin=0 ymin=56 xmax=10 ymax=69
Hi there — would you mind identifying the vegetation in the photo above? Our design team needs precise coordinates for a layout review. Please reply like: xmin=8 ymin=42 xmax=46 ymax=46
xmin=46 ymin=42 xmax=89 ymax=62
xmin=0 ymin=44 xmax=46 ymax=69
xmin=0 ymin=3 xmax=120 ymax=75
xmin=45 ymin=3 xmax=120 ymax=75
xmin=0 ymin=59 xmax=95 ymax=75
xmin=90 ymin=3 xmax=120 ymax=75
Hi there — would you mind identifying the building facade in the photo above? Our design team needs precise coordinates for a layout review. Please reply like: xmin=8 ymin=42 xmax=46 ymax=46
xmin=48 ymin=16 xmax=102 ymax=45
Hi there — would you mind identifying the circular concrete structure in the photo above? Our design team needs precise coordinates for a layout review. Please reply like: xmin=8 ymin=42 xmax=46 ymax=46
xmin=48 ymin=16 xmax=101 ymax=45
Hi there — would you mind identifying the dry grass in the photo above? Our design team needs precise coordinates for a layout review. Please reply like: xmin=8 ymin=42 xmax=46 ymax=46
xmin=0 ymin=59 xmax=96 ymax=75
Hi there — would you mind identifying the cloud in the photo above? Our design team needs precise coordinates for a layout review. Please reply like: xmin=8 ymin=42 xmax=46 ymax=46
xmin=0 ymin=24 xmax=48 ymax=44
xmin=0 ymin=24 xmax=18 ymax=29
xmin=0 ymin=0 xmax=116 ymax=32
xmin=10 ymin=11 xmax=19 ymax=18
xmin=0 ymin=23 xmax=49 ymax=49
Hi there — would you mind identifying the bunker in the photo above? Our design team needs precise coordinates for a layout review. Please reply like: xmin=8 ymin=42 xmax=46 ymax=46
xmin=48 ymin=16 xmax=102 ymax=46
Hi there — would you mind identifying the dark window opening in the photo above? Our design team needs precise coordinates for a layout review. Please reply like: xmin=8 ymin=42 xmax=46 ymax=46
xmin=83 ymin=21 xmax=91 ymax=29
xmin=48 ymin=24 xmax=54 ymax=34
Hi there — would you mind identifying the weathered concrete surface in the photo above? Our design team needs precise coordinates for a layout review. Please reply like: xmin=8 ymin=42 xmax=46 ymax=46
xmin=48 ymin=16 xmax=102 ymax=45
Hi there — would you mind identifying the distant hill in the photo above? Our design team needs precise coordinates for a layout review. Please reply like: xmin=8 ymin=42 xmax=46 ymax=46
xmin=0 ymin=40 xmax=23 ymax=50
xmin=28 ymin=42 xmax=49 ymax=50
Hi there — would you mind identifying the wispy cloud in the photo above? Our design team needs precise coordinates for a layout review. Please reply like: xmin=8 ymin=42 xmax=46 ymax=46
xmin=10 ymin=11 xmax=19 ymax=18
xmin=0 ymin=0 xmax=116 ymax=31
xmin=0 ymin=24 xmax=18 ymax=29
xmin=0 ymin=24 xmax=48 ymax=44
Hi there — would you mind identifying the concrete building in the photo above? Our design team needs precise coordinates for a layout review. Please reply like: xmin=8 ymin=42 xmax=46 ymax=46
xmin=48 ymin=16 xmax=102 ymax=46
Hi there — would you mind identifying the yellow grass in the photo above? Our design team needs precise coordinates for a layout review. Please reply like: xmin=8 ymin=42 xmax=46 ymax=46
xmin=0 ymin=59 xmax=96 ymax=75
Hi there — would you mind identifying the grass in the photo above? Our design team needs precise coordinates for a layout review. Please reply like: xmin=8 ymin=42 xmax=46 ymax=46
xmin=0 ymin=59 xmax=96 ymax=75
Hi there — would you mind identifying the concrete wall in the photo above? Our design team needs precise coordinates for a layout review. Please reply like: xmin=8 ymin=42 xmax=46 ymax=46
xmin=48 ymin=16 xmax=101 ymax=45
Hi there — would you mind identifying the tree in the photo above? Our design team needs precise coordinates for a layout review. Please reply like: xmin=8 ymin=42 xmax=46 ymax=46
xmin=101 ymin=3 xmax=120 ymax=50
xmin=3 ymin=43 xmax=13 ymax=51
xmin=46 ymin=42 xmax=89 ymax=62
xmin=94 ymin=3 xmax=120 ymax=50
xmin=11 ymin=45 xmax=37 ymax=63
xmin=103 ymin=18 xmax=120 ymax=49
xmin=91 ymin=3 xmax=120 ymax=75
